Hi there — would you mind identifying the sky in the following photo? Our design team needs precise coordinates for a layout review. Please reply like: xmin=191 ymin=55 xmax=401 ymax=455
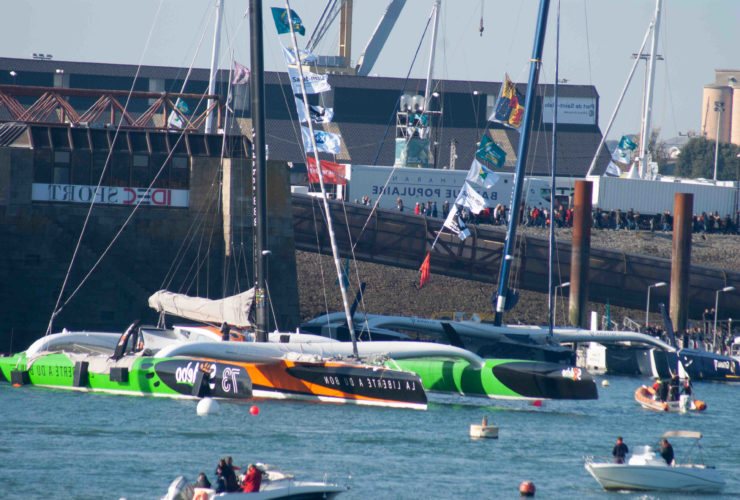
xmin=2 ymin=0 xmax=739 ymax=143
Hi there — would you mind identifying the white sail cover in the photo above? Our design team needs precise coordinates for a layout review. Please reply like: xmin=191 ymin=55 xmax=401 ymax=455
xmin=148 ymin=289 xmax=254 ymax=329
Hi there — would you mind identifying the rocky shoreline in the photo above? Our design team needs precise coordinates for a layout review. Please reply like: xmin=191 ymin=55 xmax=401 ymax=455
xmin=296 ymin=226 xmax=740 ymax=327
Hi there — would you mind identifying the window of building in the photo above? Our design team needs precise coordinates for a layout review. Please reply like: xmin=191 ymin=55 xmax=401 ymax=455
xmin=33 ymin=149 xmax=52 ymax=183
xmin=71 ymin=150 xmax=92 ymax=185
xmin=131 ymin=154 xmax=150 ymax=187
xmin=52 ymin=150 xmax=71 ymax=185
xmin=110 ymin=152 xmax=131 ymax=186
xmin=170 ymin=156 xmax=189 ymax=189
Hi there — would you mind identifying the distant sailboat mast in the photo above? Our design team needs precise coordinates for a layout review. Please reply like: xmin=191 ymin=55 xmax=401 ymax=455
xmin=637 ymin=0 xmax=662 ymax=179
xmin=493 ymin=0 xmax=551 ymax=326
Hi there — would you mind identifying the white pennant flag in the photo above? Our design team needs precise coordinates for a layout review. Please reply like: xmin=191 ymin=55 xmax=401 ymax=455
xmin=455 ymin=181 xmax=488 ymax=214
xmin=281 ymin=45 xmax=318 ymax=65
xmin=295 ymin=97 xmax=334 ymax=124
xmin=301 ymin=126 xmax=341 ymax=154
xmin=442 ymin=204 xmax=471 ymax=241
xmin=288 ymin=67 xmax=331 ymax=94
xmin=466 ymin=159 xmax=499 ymax=189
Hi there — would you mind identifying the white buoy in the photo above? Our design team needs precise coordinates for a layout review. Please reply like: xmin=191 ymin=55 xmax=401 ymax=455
xmin=197 ymin=397 xmax=220 ymax=415
xmin=470 ymin=417 xmax=499 ymax=439
xmin=601 ymin=380 xmax=610 ymax=387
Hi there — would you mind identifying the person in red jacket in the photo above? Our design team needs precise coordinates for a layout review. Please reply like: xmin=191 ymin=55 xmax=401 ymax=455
xmin=241 ymin=464 xmax=262 ymax=493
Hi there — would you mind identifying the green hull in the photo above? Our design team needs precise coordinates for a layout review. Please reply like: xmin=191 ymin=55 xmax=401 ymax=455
xmin=386 ymin=357 xmax=598 ymax=400
xmin=0 ymin=352 xmax=252 ymax=399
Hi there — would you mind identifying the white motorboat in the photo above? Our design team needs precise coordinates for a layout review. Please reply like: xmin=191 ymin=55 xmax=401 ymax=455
xmin=162 ymin=464 xmax=348 ymax=500
xmin=585 ymin=431 xmax=725 ymax=493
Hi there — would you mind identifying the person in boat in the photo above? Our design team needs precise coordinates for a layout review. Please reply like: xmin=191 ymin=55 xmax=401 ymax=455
xmin=660 ymin=438 xmax=674 ymax=465
xmin=195 ymin=472 xmax=211 ymax=489
xmin=612 ymin=436 xmax=629 ymax=464
xmin=668 ymin=375 xmax=680 ymax=402
xmin=214 ymin=465 xmax=227 ymax=493
xmin=682 ymin=379 xmax=693 ymax=397
xmin=216 ymin=458 xmax=239 ymax=492
xmin=241 ymin=464 xmax=262 ymax=493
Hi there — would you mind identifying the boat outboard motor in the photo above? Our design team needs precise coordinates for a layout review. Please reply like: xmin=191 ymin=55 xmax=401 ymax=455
xmin=161 ymin=476 xmax=193 ymax=500
xmin=112 ymin=320 xmax=140 ymax=360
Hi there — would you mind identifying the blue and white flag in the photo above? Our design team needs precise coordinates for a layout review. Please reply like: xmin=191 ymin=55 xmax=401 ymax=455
xmin=301 ymin=126 xmax=342 ymax=154
xmin=282 ymin=45 xmax=318 ymax=66
xmin=295 ymin=97 xmax=334 ymax=124
xmin=466 ymin=159 xmax=499 ymax=189
xmin=167 ymin=98 xmax=190 ymax=129
xmin=288 ymin=67 xmax=331 ymax=94
xmin=455 ymin=181 xmax=488 ymax=214
xmin=443 ymin=204 xmax=471 ymax=241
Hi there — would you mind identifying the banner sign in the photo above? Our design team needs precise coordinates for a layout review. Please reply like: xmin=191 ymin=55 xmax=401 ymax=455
xmin=32 ymin=183 xmax=189 ymax=207
xmin=542 ymin=96 xmax=597 ymax=125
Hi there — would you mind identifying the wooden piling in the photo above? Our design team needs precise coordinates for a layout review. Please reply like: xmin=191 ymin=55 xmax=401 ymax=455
xmin=569 ymin=181 xmax=592 ymax=328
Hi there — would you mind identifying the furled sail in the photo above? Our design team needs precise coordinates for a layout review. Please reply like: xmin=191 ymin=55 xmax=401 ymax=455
xmin=148 ymin=289 xmax=254 ymax=328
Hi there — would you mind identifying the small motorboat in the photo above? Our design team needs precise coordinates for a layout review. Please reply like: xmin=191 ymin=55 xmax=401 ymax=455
xmin=162 ymin=463 xmax=349 ymax=500
xmin=634 ymin=383 xmax=706 ymax=412
xmin=585 ymin=430 xmax=725 ymax=493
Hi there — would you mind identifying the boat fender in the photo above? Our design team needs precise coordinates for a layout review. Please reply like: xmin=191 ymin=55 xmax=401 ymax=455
xmin=694 ymin=400 xmax=707 ymax=411
xmin=196 ymin=397 xmax=220 ymax=415
xmin=10 ymin=370 xmax=30 ymax=386
xmin=73 ymin=361 xmax=89 ymax=387
xmin=519 ymin=481 xmax=535 ymax=496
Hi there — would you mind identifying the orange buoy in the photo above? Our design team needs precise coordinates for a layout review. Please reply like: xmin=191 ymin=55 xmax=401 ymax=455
xmin=532 ymin=400 xmax=542 ymax=407
xmin=519 ymin=480 xmax=535 ymax=496
xmin=249 ymin=405 xmax=259 ymax=415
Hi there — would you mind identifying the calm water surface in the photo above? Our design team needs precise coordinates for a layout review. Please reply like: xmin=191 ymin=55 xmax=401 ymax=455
xmin=2 ymin=375 xmax=738 ymax=499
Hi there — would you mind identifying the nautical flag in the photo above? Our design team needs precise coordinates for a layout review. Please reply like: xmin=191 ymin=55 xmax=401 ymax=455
xmin=443 ymin=204 xmax=471 ymax=241
xmin=476 ymin=133 xmax=507 ymax=167
xmin=604 ymin=161 xmax=621 ymax=177
xmin=288 ymin=67 xmax=331 ymax=94
xmin=271 ymin=7 xmax=305 ymax=35
xmin=282 ymin=45 xmax=318 ymax=66
xmin=232 ymin=60 xmax=250 ymax=85
xmin=301 ymin=126 xmax=342 ymax=154
xmin=489 ymin=74 xmax=525 ymax=130
xmin=466 ymin=159 xmax=499 ymax=189
xmin=295 ymin=97 xmax=334 ymax=124
xmin=618 ymin=135 xmax=638 ymax=151
xmin=306 ymin=157 xmax=347 ymax=185
xmin=418 ymin=252 xmax=431 ymax=288
xmin=455 ymin=181 xmax=488 ymax=214
xmin=167 ymin=98 xmax=190 ymax=129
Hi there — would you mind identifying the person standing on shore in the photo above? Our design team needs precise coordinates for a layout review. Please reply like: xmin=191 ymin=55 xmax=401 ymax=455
xmin=612 ymin=436 xmax=629 ymax=464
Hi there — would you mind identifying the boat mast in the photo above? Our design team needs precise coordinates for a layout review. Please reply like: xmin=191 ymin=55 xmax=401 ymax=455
xmin=547 ymin=0 xmax=560 ymax=340
xmin=422 ymin=0 xmax=440 ymax=115
xmin=284 ymin=3 xmax=360 ymax=358
xmin=249 ymin=0 xmax=269 ymax=342
xmin=638 ymin=0 xmax=662 ymax=179
xmin=206 ymin=0 xmax=225 ymax=134
xmin=493 ymin=0 xmax=551 ymax=326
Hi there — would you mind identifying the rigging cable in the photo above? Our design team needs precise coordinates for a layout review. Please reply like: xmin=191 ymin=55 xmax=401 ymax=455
xmin=45 ymin=0 xmax=167 ymax=334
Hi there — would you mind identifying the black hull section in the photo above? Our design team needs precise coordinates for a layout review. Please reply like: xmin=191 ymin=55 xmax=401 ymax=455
xmin=678 ymin=349 xmax=740 ymax=381
xmin=492 ymin=362 xmax=598 ymax=400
